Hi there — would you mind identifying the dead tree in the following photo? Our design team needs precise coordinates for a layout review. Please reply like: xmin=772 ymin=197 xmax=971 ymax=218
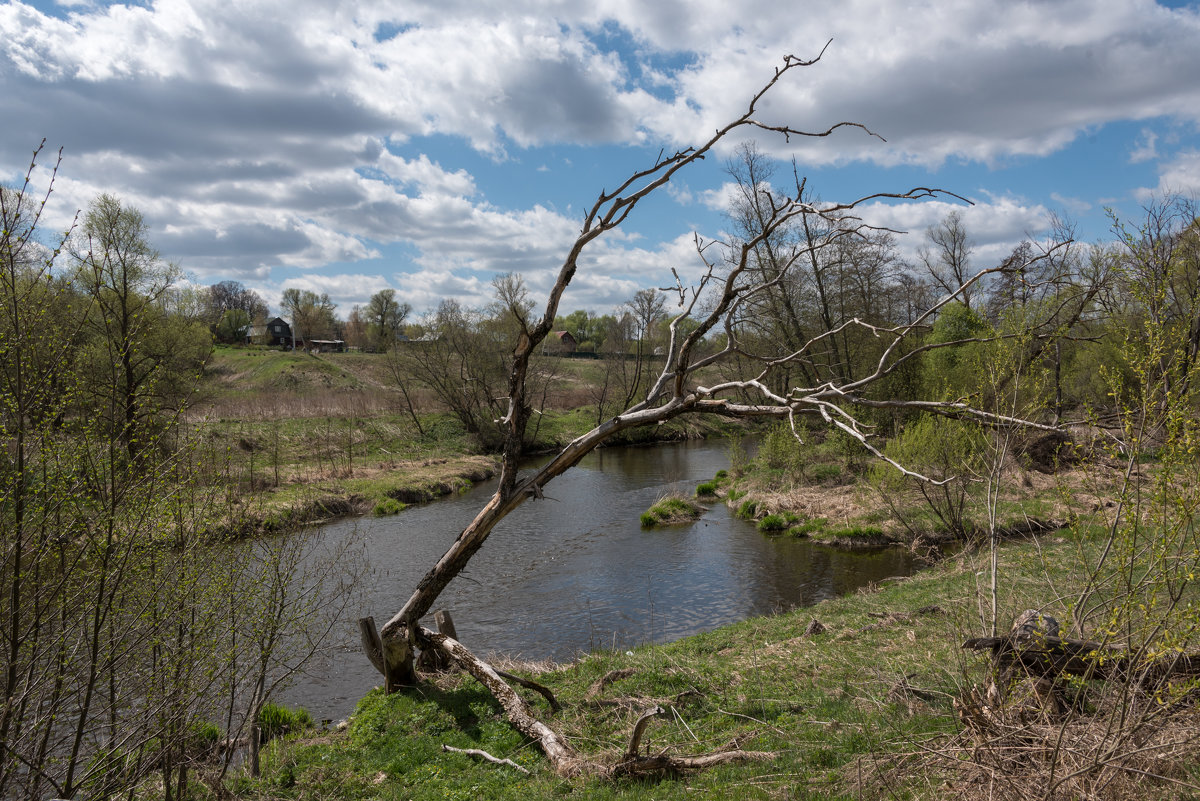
xmin=369 ymin=50 xmax=1080 ymax=775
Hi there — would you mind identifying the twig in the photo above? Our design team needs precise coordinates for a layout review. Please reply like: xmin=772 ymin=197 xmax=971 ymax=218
xmin=441 ymin=745 xmax=530 ymax=775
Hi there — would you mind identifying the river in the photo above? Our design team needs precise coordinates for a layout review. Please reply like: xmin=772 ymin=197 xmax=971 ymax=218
xmin=277 ymin=438 xmax=914 ymax=720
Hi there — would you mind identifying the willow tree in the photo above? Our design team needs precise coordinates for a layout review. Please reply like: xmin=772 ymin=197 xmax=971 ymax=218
xmin=367 ymin=51 xmax=1072 ymax=777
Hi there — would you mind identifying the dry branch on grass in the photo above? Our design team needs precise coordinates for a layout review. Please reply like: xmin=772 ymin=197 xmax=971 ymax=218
xmin=441 ymin=745 xmax=530 ymax=775
xmin=417 ymin=626 xmax=775 ymax=778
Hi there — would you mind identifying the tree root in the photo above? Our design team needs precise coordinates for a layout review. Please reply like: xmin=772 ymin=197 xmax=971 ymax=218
xmin=416 ymin=626 xmax=776 ymax=779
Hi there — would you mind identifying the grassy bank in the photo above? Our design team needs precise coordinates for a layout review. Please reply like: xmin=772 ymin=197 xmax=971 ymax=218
xmin=189 ymin=346 xmax=750 ymax=538
xmin=708 ymin=422 xmax=1110 ymax=552
xmin=233 ymin=525 xmax=1200 ymax=800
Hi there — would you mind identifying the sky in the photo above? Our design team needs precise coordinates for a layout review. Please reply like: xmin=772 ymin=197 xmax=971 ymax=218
xmin=3 ymin=0 xmax=1199 ymax=319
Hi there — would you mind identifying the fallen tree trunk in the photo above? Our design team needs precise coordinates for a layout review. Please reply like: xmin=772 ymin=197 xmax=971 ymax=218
xmin=962 ymin=632 xmax=1200 ymax=690
xmin=417 ymin=626 xmax=587 ymax=777
xmin=416 ymin=625 xmax=775 ymax=778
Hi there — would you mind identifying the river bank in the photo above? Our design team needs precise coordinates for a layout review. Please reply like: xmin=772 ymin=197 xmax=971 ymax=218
xmin=239 ymin=526 xmax=1197 ymax=801
xmin=195 ymin=410 xmax=753 ymax=540
xmin=191 ymin=344 xmax=758 ymax=539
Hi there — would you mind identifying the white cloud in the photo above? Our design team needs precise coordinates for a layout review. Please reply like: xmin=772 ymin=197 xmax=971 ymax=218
xmin=1131 ymin=128 xmax=1159 ymax=163
xmin=855 ymin=194 xmax=1052 ymax=267
xmin=1136 ymin=150 xmax=1200 ymax=200
xmin=3 ymin=0 xmax=1200 ymax=316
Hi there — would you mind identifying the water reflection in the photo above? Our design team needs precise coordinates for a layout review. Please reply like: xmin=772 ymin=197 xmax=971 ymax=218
xmin=278 ymin=440 xmax=913 ymax=719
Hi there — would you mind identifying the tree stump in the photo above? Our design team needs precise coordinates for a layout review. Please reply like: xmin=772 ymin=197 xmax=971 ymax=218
xmin=417 ymin=609 xmax=459 ymax=672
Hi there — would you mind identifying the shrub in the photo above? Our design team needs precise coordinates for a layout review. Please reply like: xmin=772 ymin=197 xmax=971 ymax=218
xmin=870 ymin=414 xmax=986 ymax=539
xmin=696 ymin=481 xmax=718 ymax=497
xmin=759 ymin=422 xmax=807 ymax=479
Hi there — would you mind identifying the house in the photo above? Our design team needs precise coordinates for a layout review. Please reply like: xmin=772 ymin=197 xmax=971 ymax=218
xmin=545 ymin=330 xmax=578 ymax=354
xmin=308 ymin=339 xmax=346 ymax=353
xmin=265 ymin=317 xmax=296 ymax=348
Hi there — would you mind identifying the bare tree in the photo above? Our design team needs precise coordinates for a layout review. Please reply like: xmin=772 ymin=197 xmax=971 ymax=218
xmin=920 ymin=210 xmax=977 ymax=308
xmin=367 ymin=52 xmax=1073 ymax=778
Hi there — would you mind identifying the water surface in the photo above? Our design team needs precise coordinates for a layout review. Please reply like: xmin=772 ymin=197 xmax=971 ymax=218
xmin=280 ymin=439 xmax=912 ymax=719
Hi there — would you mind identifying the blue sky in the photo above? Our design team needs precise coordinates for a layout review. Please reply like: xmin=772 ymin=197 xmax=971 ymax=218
xmin=3 ymin=0 xmax=1199 ymax=317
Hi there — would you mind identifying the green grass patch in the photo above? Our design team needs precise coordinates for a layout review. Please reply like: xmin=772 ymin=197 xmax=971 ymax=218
xmin=372 ymin=498 xmax=406 ymax=516
xmin=757 ymin=511 xmax=800 ymax=533
xmin=735 ymin=499 xmax=758 ymax=520
xmin=788 ymin=517 xmax=828 ymax=537
xmin=640 ymin=494 xmax=704 ymax=528
xmin=258 ymin=702 xmax=313 ymax=742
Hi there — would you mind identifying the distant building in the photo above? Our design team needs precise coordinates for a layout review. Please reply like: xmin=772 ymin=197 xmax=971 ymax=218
xmin=245 ymin=324 xmax=266 ymax=345
xmin=264 ymin=317 xmax=295 ymax=348
xmin=546 ymin=330 xmax=578 ymax=354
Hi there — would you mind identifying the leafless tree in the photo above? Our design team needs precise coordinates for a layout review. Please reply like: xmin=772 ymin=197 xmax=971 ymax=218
xmin=920 ymin=210 xmax=977 ymax=309
xmin=366 ymin=52 xmax=1074 ymax=778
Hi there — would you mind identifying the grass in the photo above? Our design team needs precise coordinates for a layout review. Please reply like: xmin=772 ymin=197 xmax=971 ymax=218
xmin=757 ymin=511 xmax=799 ymax=533
xmin=640 ymin=494 xmax=704 ymax=528
xmin=240 ymin=532 xmax=1159 ymax=800
xmin=258 ymin=703 xmax=314 ymax=742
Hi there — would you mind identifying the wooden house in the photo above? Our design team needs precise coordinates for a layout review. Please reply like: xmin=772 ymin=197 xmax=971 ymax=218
xmin=545 ymin=330 xmax=578 ymax=354
xmin=265 ymin=317 xmax=296 ymax=348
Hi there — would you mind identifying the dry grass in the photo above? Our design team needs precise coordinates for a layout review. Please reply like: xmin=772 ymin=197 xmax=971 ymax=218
xmin=872 ymin=690 xmax=1200 ymax=800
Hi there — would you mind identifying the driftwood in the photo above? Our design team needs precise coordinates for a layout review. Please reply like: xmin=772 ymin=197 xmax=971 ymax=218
xmin=416 ymin=625 xmax=775 ymax=778
xmin=585 ymin=669 xmax=637 ymax=700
